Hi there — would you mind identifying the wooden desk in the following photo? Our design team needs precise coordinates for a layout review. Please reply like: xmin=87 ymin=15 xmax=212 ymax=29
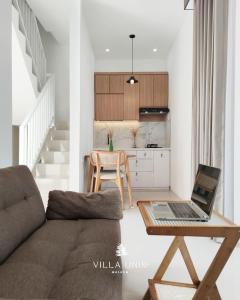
xmin=138 ymin=200 xmax=240 ymax=300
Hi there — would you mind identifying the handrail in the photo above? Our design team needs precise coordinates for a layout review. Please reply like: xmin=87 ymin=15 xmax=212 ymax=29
xmin=12 ymin=0 xmax=47 ymax=90
xmin=19 ymin=75 xmax=55 ymax=170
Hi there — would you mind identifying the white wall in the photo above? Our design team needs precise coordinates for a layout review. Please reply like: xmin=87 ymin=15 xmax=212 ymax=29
xmin=0 ymin=0 xmax=12 ymax=168
xmin=95 ymin=59 xmax=166 ymax=72
xmin=12 ymin=25 xmax=37 ymax=125
xmin=69 ymin=0 xmax=95 ymax=192
xmin=167 ymin=13 xmax=193 ymax=200
xmin=69 ymin=0 xmax=81 ymax=191
xmin=80 ymin=15 xmax=95 ymax=191
xmin=39 ymin=24 xmax=69 ymax=128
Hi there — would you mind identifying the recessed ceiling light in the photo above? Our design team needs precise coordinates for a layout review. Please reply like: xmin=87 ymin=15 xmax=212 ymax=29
xmin=105 ymin=48 xmax=110 ymax=52
xmin=153 ymin=48 xmax=158 ymax=52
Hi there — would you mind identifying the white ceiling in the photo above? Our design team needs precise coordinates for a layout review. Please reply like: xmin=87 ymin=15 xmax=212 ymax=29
xmin=83 ymin=0 xmax=186 ymax=60
xmin=26 ymin=0 xmax=186 ymax=58
xmin=27 ymin=0 xmax=70 ymax=43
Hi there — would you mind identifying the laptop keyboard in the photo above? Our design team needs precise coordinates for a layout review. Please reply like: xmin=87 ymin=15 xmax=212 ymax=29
xmin=168 ymin=203 xmax=200 ymax=219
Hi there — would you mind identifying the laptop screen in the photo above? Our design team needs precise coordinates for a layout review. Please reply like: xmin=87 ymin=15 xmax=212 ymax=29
xmin=191 ymin=164 xmax=221 ymax=216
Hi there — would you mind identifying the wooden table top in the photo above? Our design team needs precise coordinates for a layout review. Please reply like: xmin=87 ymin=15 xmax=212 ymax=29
xmin=85 ymin=153 xmax=136 ymax=159
xmin=138 ymin=200 xmax=240 ymax=238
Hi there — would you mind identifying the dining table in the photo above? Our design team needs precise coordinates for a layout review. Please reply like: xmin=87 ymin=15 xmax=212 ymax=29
xmin=85 ymin=151 xmax=136 ymax=193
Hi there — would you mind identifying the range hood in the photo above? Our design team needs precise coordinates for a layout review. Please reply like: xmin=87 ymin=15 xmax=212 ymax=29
xmin=139 ymin=107 xmax=170 ymax=115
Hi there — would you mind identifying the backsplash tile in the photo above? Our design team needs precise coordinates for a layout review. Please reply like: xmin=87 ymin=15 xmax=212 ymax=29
xmin=94 ymin=121 xmax=171 ymax=148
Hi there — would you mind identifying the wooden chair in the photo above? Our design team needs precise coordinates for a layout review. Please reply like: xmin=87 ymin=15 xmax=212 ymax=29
xmin=90 ymin=150 xmax=133 ymax=209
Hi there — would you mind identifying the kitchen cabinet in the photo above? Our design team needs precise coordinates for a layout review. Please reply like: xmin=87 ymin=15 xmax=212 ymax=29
xmin=126 ymin=149 xmax=170 ymax=189
xmin=101 ymin=149 xmax=170 ymax=189
xmin=95 ymin=94 xmax=124 ymax=121
xmin=95 ymin=72 xmax=169 ymax=121
xmin=95 ymin=75 xmax=109 ymax=94
xmin=154 ymin=150 xmax=170 ymax=188
xmin=153 ymin=74 xmax=168 ymax=107
xmin=110 ymin=75 xmax=124 ymax=93
xmin=124 ymin=75 xmax=140 ymax=120
xmin=139 ymin=75 xmax=154 ymax=107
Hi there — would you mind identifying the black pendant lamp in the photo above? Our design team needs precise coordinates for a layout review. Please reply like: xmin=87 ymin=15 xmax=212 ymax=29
xmin=127 ymin=34 xmax=138 ymax=84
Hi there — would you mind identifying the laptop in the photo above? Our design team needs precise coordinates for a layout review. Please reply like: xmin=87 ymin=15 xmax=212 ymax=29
xmin=152 ymin=164 xmax=221 ymax=222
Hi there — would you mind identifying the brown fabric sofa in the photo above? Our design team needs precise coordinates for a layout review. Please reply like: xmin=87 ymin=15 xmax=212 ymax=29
xmin=0 ymin=166 xmax=122 ymax=300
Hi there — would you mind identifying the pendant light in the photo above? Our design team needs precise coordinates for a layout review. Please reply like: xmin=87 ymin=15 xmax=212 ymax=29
xmin=127 ymin=34 xmax=138 ymax=85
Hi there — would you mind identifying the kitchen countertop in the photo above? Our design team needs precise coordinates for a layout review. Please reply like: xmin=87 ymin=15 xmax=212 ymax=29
xmin=93 ymin=147 xmax=171 ymax=151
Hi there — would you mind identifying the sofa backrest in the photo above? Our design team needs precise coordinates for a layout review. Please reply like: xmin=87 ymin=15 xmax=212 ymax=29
xmin=0 ymin=165 xmax=46 ymax=263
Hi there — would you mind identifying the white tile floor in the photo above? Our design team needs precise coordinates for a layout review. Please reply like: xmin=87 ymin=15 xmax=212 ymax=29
xmin=120 ymin=190 xmax=240 ymax=300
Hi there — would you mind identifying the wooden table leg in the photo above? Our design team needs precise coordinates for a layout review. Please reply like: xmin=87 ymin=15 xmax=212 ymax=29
xmin=178 ymin=237 xmax=200 ymax=286
xmin=125 ymin=156 xmax=134 ymax=208
xmin=87 ymin=158 xmax=94 ymax=192
xmin=193 ymin=232 xmax=240 ymax=300
xmin=143 ymin=237 xmax=182 ymax=299
xmin=144 ymin=232 xmax=240 ymax=300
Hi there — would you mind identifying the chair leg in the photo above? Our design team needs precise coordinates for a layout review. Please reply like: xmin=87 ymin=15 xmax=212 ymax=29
xmin=126 ymin=174 xmax=134 ymax=208
xmin=90 ymin=175 xmax=94 ymax=193
xmin=94 ymin=177 xmax=101 ymax=192
xmin=116 ymin=177 xmax=124 ymax=210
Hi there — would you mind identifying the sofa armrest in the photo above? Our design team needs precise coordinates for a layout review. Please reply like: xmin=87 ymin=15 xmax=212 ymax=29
xmin=46 ymin=189 xmax=123 ymax=220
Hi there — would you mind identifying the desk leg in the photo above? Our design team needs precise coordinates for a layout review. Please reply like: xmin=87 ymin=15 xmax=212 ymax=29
xmin=143 ymin=233 xmax=240 ymax=300
xmin=143 ymin=237 xmax=182 ymax=299
xmin=193 ymin=232 xmax=240 ymax=300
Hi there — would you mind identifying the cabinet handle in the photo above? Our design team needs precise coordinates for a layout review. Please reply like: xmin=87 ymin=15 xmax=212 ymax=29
xmin=161 ymin=153 xmax=163 ymax=158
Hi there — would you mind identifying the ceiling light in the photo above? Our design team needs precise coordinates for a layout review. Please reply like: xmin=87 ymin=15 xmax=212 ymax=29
xmin=153 ymin=48 xmax=158 ymax=52
xmin=105 ymin=48 xmax=110 ymax=52
xmin=127 ymin=34 xmax=138 ymax=85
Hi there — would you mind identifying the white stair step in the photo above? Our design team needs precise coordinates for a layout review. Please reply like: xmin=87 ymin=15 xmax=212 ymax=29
xmin=36 ymin=163 xmax=69 ymax=178
xmin=47 ymin=140 xmax=69 ymax=151
xmin=35 ymin=178 xmax=69 ymax=209
xmin=41 ymin=151 xmax=69 ymax=164
xmin=51 ymin=130 xmax=69 ymax=140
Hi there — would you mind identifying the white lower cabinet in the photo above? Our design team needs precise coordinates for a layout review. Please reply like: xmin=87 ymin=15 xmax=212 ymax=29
xmin=130 ymin=171 xmax=155 ymax=188
xmin=103 ymin=149 xmax=170 ymax=189
xmin=153 ymin=151 xmax=170 ymax=188
xmin=127 ymin=149 xmax=170 ymax=189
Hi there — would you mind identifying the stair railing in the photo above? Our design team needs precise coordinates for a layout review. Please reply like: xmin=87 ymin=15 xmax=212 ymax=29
xmin=19 ymin=75 xmax=55 ymax=170
xmin=12 ymin=0 xmax=47 ymax=90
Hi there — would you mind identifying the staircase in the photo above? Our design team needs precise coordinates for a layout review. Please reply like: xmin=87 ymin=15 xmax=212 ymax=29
xmin=35 ymin=128 xmax=69 ymax=208
xmin=12 ymin=5 xmax=39 ymax=96
xmin=14 ymin=0 xmax=69 ymax=207
xmin=12 ymin=0 xmax=47 ymax=92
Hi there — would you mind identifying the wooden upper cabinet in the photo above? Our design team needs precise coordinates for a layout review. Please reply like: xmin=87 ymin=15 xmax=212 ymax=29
xmin=124 ymin=75 xmax=140 ymax=120
xmin=95 ymin=94 xmax=124 ymax=121
xmin=95 ymin=75 xmax=110 ymax=94
xmin=109 ymin=75 xmax=124 ymax=93
xmin=153 ymin=74 xmax=169 ymax=107
xmin=139 ymin=75 xmax=154 ymax=107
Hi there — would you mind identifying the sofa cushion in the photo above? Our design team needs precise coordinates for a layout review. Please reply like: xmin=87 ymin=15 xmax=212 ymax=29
xmin=46 ymin=189 xmax=123 ymax=220
xmin=0 ymin=165 xmax=46 ymax=263
xmin=0 ymin=219 xmax=122 ymax=300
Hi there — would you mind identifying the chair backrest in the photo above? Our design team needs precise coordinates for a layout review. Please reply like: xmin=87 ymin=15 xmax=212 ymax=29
xmin=90 ymin=151 xmax=126 ymax=170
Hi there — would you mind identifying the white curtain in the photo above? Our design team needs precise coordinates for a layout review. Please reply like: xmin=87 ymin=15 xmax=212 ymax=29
xmin=192 ymin=0 xmax=229 ymax=213
xmin=224 ymin=0 xmax=240 ymax=222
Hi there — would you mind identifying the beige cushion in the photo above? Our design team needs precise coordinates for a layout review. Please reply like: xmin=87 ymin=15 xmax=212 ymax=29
xmin=94 ymin=170 xmax=124 ymax=180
